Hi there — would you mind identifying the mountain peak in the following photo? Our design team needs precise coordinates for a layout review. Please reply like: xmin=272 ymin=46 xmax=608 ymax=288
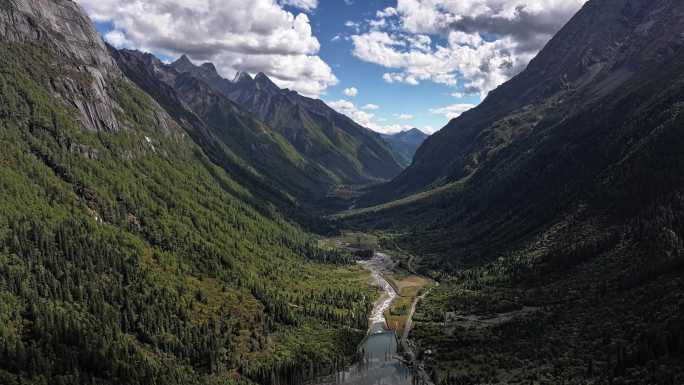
xmin=233 ymin=71 xmax=253 ymax=83
xmin=254 ymin=72 xmax=280 ymax=93
xmin=200 ymin=62 xmax=218 ymax=74
xmin=171 ymin=54 xmax=196 ymax=72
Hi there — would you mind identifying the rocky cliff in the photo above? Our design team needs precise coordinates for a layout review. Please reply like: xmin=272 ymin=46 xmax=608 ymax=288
xmin=0 ymin=0 xmax=123 ymax=132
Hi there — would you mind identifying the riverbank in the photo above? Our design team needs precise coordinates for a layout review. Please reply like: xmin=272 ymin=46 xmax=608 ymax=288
xmin=356 ymin=251 xmax=436 ymax=385
xmin=358 ymin=252 xmax=398 ymax=334
xmin=308 ymin=247 xmax=438 ymax=385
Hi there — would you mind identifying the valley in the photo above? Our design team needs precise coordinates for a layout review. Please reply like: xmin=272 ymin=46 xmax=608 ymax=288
xmin=1 ymin=0 xmax=684 ymax=385
xmin=309 ymin=243 xmax=433 ymax=385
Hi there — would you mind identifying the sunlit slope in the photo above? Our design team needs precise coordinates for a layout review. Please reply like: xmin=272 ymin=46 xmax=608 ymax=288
xmin=0 ymin=1 xmax=374 ymax=384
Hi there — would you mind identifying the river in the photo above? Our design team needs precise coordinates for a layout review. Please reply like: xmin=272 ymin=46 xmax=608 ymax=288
xmin=311 ymin=252 xmax=425 ymax=385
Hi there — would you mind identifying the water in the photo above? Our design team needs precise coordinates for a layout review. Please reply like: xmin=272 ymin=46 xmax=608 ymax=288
xmin=311 ymin=253 xmax=419 ymax=385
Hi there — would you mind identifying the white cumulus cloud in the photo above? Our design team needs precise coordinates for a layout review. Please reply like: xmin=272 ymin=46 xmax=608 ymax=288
xmin=352 ymin=0 xmax=587 ymax=97
xmin=395 ymin=113 xmax=414 ymax=120
xmin=104 ymin=30 xmax=133 ymax=48
xmin=343 ymin=87 xmax=359 ymax=97
xmin=77 ymin=0 xmax=337 ymax=97
xmin=430 ymin=103 xmax=477 ymax=119
xmin=279 ymin=0 xmax=318 ymax=11
xmin=327 ymin=100 xmax=412 ymax=134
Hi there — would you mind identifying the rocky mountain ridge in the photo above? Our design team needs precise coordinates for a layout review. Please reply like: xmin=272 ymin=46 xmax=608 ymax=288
xmin=111 ymin=48 xmax=341 ymax=213
xmin=170 ymin=56 xmax=405 ymax=184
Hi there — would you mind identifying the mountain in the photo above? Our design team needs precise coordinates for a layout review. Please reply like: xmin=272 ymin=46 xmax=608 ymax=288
xmin=169 ymin=58 xmax=404 ymax=185
xmin=366 ymin=0 xmax=684 ymax=203
xmin=111 ymin=48 xmax=341 ymax=212
xmin=380 ymin=128 xmax=429 ymax=167
xmin=342 ymin=0 xmax=684 ymax=382
xmin=0 ymin=1 xmax=374 ymax=384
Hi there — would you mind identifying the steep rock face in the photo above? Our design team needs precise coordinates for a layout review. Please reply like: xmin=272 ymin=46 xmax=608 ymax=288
xmin=373 ymin=0 xmax=684 ymax=202
xmin=171 ymin=58 xmax=404 ymax=184
xmin=0 ymin=0 xmax=122 ymax=132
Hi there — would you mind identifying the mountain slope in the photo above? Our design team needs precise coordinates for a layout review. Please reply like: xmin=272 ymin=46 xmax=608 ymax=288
xmin=0 ymin=1 xmax=373 ymax=384
xmin=170 ymin=58 xmax=404 ymax=185
xmin=355 ymin=0 xmax=684 ymax=257
xmin=342 ymin=0 xmax=684 ymax=382
xmin=380 ymin=128 xmax=429 ymax=167
xmin=111 ymin=49 xmax=337 ymax=209
xmin=365 ymin=0 xmax=684 ymax=203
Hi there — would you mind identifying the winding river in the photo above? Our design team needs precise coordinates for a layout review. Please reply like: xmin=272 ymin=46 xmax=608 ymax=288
xmin=311 ymin=252 xmax=422 ymax=385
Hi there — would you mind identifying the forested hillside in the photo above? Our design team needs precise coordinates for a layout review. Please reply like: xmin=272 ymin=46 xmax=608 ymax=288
xmin=341 ymin=0 xmax=684 ymax=383
xmin=0 ymin=1 xmax=374 ymax=384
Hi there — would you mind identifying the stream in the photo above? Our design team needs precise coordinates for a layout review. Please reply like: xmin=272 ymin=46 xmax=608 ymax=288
xmin=311 ymin=252 xmax=423 ymax=385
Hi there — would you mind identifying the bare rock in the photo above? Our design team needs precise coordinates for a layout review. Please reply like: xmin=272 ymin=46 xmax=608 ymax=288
xmin=0 ymin=0 xmax=121 ymax=132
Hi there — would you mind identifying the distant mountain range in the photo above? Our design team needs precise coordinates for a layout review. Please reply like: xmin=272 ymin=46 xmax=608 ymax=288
xmin=113 ymin=49 xmax=404 ymax=210
xmin=112 ymin=48 xmax=332 ymax=209
xmin=379 ymin=128 xmax=429 ymax=167
xmin=170 ymin=54 xmax=404 ymax=188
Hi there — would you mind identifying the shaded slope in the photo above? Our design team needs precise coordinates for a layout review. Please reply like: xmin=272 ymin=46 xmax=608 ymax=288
xmin=341 ymin=1 xmax=684 ymax=382
xmin=351 ymin=0 xmax=684 ymax=264
xmin=364 ymin=0 xmax=684 ymax=204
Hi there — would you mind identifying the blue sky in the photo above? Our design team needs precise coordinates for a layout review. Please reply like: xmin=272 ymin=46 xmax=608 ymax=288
xmin=299 ymin=0 xmax=480 ymax=134
xmin=83 ymin=0 xmax=586 ymax=134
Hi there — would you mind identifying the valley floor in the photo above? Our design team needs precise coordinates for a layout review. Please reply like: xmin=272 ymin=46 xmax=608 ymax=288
xmin=321 ymin=230 xmax=684 ymax=385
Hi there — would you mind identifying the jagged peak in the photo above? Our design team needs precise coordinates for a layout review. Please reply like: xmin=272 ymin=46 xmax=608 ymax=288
xmin=118 ymin=48 xmax=160 ymax=64
xmin=233 ymin=71 xmax=253 ymax=83
xmin=254 ymin=72 xmax=281 ymax=92
xmin=171 ymin=54 xmax=195 ymax=70
xmin=200 ymin=62 xmax=218 ymax=74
